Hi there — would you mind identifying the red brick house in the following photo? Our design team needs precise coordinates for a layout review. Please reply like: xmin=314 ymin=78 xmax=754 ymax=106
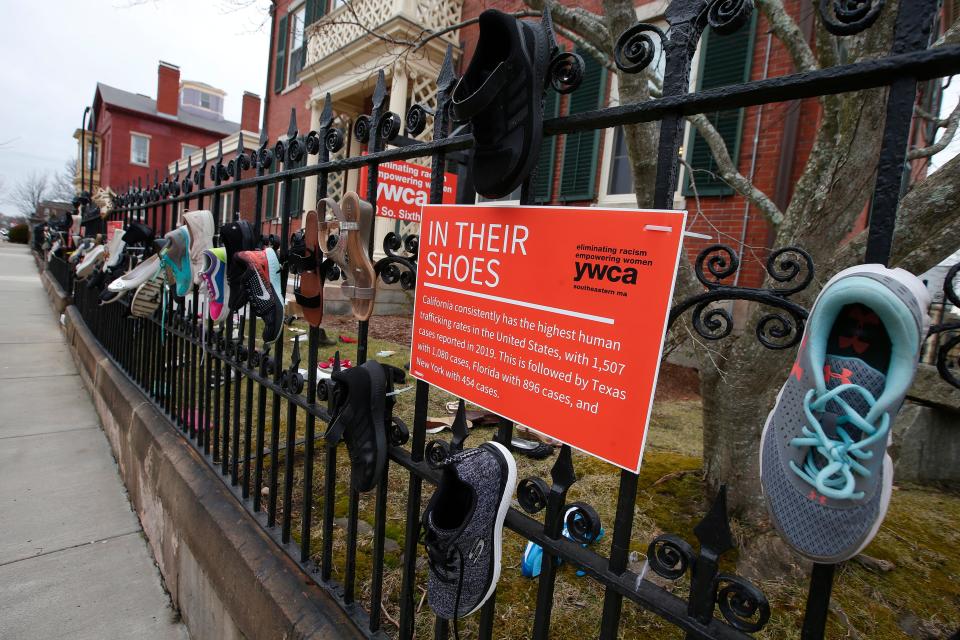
xmin=260 ymin=0 xmax=945 ymax=291
xmin=456 ymin=0 xmax=947 ymax=286
xmin=76 ymin=61 xmax=261 ymax=196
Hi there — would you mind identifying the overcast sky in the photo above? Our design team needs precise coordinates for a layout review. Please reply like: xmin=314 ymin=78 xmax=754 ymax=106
xmin=0 ymin=0 xmax=271 ymax=215
xmin=0 ymin=1 xmax=957 ymax=217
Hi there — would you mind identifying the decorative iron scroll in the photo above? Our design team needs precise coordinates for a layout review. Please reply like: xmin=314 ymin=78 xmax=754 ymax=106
xmin=819 ymin=0 xmax=885 ymax=36
xmin=928 ymin=262 xmax=960 ymax=389
xmin=669 ymin=244 xmax=813 ymax=349
xmin=374 ymin=232 xmax=418 ymax=290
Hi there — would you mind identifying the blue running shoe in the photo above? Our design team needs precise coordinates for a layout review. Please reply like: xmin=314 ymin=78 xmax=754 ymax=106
xmin=160 ymin=227 xmax=192 ymax=297
xmin=761 ymin=264 xmax=930 ymax=563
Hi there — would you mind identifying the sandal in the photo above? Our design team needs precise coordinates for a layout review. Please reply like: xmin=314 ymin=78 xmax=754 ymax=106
xmin=320 ymin=192 xmax=377 ymax=321
xmin=290 ymin=209 xmax=324 ymax=327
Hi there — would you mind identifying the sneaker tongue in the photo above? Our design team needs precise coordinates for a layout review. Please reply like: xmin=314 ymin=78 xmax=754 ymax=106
xmin=822 ymin=354 xmax=886 ymax=417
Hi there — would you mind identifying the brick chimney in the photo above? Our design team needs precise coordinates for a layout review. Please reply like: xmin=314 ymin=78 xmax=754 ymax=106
xmin=157 ymin=61 xmax=180 ymax=116
xmin=241 ymin=92 xmax=261 ymax=133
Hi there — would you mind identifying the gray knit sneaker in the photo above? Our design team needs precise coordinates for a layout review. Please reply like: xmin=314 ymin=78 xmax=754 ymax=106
xmin=422 ymin=441 xmax=517 ymax=622
xmin=760 ymin=264 xmax=930 ymax=563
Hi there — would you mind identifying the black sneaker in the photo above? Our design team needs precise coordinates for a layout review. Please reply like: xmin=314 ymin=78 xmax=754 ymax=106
xmin=221 ymin=219 xmax=255 ymax=311
xmin=235 ymin=249 xmax=284 ymax=343
xmin=421 ymin=441 xmax=517 ymax=621
xmin=452 ymin=9 xmax=550 ymax=199
xmin=327 ymin=360 xmax=387 ymax=492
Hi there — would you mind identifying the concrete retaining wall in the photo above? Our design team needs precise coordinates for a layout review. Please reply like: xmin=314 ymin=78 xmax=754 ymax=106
xmin=42 ymin=282 xmax=362 ymax=640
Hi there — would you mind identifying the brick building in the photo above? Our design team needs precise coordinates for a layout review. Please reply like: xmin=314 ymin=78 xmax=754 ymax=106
xmin=261 ymin=0 xmax=945 ymax=288
xmin=75 ymin=61 xmax=261 ymax=197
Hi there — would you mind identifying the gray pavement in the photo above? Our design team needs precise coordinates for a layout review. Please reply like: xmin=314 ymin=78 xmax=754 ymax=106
xmin=0 ymin=243 xmax=187 ymax=640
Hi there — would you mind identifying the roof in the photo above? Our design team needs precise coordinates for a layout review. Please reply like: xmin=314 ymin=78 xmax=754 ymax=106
xmin=96 ymin=82 xmax=240 ymax=136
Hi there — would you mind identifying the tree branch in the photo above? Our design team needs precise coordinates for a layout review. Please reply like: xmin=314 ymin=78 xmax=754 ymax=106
xmin=523 ymin=0 xmax=610 ymax=54
xmin=755 ymin=0 xmax=818 ymax=73
xmin=686 ymin=113 xmax=785 ymax=225
xmin=907 ymin=100 xmax=960 ymax=160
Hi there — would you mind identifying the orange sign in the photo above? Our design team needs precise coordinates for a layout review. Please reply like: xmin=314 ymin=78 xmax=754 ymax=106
xmin=107 ymin=220 xmax=123 ymax=239
xmin=359 ymin=159 xmax=457 ymax=222
xmin=410 ymin=205 xmax=687 ymax=472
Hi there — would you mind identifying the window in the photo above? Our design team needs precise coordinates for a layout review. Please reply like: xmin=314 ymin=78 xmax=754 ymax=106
xmin=530 ymin=89 xmax=560 ymax=203
xmin=220 ymin=193 xmax=234 ymax=224
xmin=683 ymin=16 xmax=757 ymax=195
xmin=559 ymin=47 xmax=607 ymax=201
xmin=181 ymin=144 xmax=200 ymax=159
xmin=607 ymin=127 xmax=633 ymax=195
xmin=131 ymin=133 xmax=150 ymax=166
xmin=287 ymin=6 xmax=306 ymax=86
xmin=181 ymin=88 xmax=223 ymax=114
xmin=85 ymin=143 xmax=98 ymax=171
xmin=275 ymin=1 xmax=327 ymax=93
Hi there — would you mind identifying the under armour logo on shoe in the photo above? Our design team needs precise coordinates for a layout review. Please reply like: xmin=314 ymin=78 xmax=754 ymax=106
xmin=791 ymin=361 xmax=804 ymax=381
xmin=838 ymin=334 xmax=869 ymax=354
xmin=467 ymin=538 xmax=485 ymax=564
xmin=823 ymin=365 xmax=853 ymax=386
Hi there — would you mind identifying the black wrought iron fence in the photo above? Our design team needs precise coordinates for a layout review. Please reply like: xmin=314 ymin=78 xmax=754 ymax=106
xmin=65 ymin=0 xmax=960 ymax=638
xmin=48 ymin=254 xmax=73 ymax=296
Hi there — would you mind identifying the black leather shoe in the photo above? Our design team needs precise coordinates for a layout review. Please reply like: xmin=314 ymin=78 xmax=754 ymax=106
xmin=328 ymin=360 xmax=387 ymax=492
xmin=452 ymin=9 xmax=550 ymax=199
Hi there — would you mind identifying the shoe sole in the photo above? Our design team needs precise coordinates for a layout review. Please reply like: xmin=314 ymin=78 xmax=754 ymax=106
xmin=759 ymin=264 xmax=929 ymax=563
xmin=465 ymin=440 xmax=517 ymax=617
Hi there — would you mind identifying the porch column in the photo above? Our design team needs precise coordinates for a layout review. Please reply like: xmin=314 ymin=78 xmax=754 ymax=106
xmin=303 ymin=98 xmax=323 ymax=222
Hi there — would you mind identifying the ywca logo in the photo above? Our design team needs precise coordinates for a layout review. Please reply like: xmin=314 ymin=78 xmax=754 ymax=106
xmin=573 ymin=261 xmax=638 ymax=285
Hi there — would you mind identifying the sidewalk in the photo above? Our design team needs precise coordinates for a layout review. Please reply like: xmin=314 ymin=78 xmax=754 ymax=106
xmin=0 ymin=243 xmax=187 ymax=640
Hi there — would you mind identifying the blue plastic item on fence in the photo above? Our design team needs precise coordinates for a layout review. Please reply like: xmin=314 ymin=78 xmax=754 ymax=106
xmin=521 ymin=509 xmax=605 ymax=578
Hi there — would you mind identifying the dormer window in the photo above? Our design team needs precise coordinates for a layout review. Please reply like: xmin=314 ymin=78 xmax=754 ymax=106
xmin=180 ymin=87 xmax=224 ymax=115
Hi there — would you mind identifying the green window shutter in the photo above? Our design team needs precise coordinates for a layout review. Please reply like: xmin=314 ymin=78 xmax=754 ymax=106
xmin=305 ymin=0 xmax=325 ymax=26
xmin=265 ymin=183 xmax=276 ymax=220
xmin=274 ymin=14 xmax=288 ymax=94
xmin=683 ymin=16 xmax=756 ymax=196
xmin=532 ymin=89 xmax=560 ymax=203
xmin=559 ymin=48 xmax=606 ymax=201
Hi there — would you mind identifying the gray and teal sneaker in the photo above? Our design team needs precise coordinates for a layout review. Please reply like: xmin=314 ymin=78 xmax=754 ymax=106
xmin=422 ymin=441 xmax=517 ymax=623
xmin=760 ymin=264 xmax=930 ymax=563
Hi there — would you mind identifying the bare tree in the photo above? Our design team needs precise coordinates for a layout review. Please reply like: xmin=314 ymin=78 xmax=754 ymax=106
xmin=48 ymin=158 xmax=78 ymax=203
xmin=527 ymin=0 xmax=960 ymax=550
xmin=12 ymin=173 xmax=49 ymax=218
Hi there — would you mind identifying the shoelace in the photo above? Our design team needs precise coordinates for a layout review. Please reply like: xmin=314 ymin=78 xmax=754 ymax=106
xmin=420 ymin=526 xmax=465 ymax=640
xmin=789 ymin=383 xmax=890 ymax=500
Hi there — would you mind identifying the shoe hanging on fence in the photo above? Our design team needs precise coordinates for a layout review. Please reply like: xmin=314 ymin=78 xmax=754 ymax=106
xmin=183 ymin=210 xmax=215 ymax=286
xmin=234 ymin=248 xmax=284 ymax=343
xmin=421 ymin=441 xmax=517 ymax=628
xmin=130 ymin=268 xmax=165 ymax=319
xmin=122 ymin=222 xmax=154 ymax=250
xmin=75 ymin=244 xmax=106 ymax=280
xmin=289 ymin=209 xmax=325 ymax=327
xmin=159 ymin=227 xmax=193 ymax=297
xmin=221 ymin=219 xmax=256 ymax=312
xmin=101 ymin=229 xmax=127 ymax=271
xmin=108 ymin=253 xmax=162 ymax=295
xmin=319 ymin=192 xmax=377 ymax=321
xmin=326 ymin=360 xmax=388 ymax=492
xmin=200 ymin=248 xmax=230 ymax=323
xmin=760 ymin=264 xmax=931 ymax=563
xmin=451 ymin=9 xmax=550 ymax=199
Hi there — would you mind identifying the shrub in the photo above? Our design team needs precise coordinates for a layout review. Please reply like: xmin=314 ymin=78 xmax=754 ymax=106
xmin=7 ymin=223 xmax=29 ymax=244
